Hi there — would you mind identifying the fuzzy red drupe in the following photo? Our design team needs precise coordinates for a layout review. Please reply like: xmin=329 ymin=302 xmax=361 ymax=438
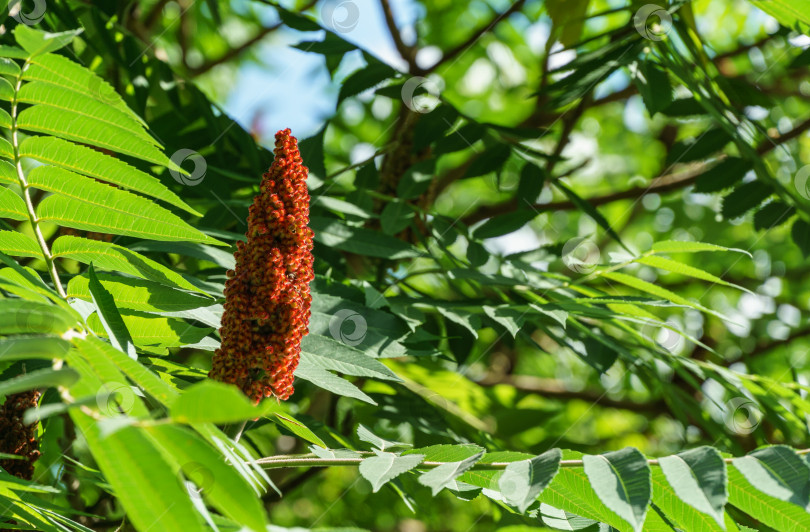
xmin=209 ymin=129 xmax=314 ymax=403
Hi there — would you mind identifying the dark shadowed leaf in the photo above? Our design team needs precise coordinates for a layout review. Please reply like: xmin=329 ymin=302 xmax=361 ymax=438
xmin=667 ymin=129 xmax=732 ymax=165
xmin=791 ymin=219 xmax=810 ymax=258
xmin=87 ymin=264 xmax=135 ymax=359
xmin=753 ymin=201 xmax=795 ymax=231
xmin=694 ymin=157 xmax=751 ymax=193
xmin=635 ymin=60 xmax=673 ymax=116
xmin=721 ymin=181 xmax=774 ymax=219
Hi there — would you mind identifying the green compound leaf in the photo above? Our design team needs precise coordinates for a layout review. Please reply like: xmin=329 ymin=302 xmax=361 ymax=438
xmin=654 ymin=446 xmax=727 ymax=529
xmin=499 ymin=449 xmax=562 ymax=513
xmin=359 ymin=451 xmax=425 ymax=493
xmin=582 ymin=448 xmax=652 ymax=532
xmin=418 ymin=451 xmax=484 ymax=496
xmin=30 ymin=166 xmax=216 ymax=243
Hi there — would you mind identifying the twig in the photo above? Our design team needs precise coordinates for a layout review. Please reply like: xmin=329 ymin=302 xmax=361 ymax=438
xmin=477 ymin=374 xmax=668 ymax=413
xmin=255 ymin=449 xmax=810 ymax=469
xmin=425 ymin=0 xmax=527 ymax=73
xmin=379 ymin=0 xmax=416 ymax=71
xmin=546 ymin=96 xmax=590 ymax=175
xmin=713 ymin=34 xmax=776 ymax=62
xmin=461 ymin=114 xmax=810 ymax=226
xmin=326 ymin=146 xmax=391 ymax=180
xmin=141 ymin=0 xmax=171 ymax=32
xmin=177 ymin=0 xmax=192 ymax=69
xmin=737 ymin=327 xmax=810 ymax=365
xmin=189 ymin=23 xmax=281 ymax=76
xmin=189 ymin=0 xmax=318 ymax=77
xmin=462 ymin=162 xmax=709 ymax=225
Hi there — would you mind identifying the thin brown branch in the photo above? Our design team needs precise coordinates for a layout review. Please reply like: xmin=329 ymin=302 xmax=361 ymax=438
xmin=714 ymin=34 xmax=776 ymax=62
xmin=429 ymin=97 xmax=590 ymax=207
xmin=255 ymin=449 xmax=810 ymax=469
xmin=379 ymin=0 xmax=416 ymax=72
xmin=688 ymin=326 xmax=810 ymax=367
xmin=141 ymin=0 xmax=171 ymax=32
xmin=756 ymin=114 xmax=810 ymax=154
xmin=462 ymin=162 xmax=708 ymax=225
xmin=523 ymin=34 xmax=783 ymax=129
xmin=742 ymin=327 xmax=810 ymax=364
xmin=462 ymin=114 xmax=810 ymax=226
xmin=177 ymin=0 xmax=192 ymax=69
xmin=189 ymin=0 xmax=318 ymax=77
xmin=189 ymin=23 xmax=281 ymax=77
xmin=477 ymin=374 xmax=668 ymax=413
xmin=546 ymin=96 xmax=590 ymax=174
xmin=425 ymin=0 xmax=527 ymax=73
xmin=426 ymin=159 xmax=473 ymax=206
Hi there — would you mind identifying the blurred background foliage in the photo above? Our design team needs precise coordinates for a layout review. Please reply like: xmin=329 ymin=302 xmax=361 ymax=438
xmin=2 ymin=0 xmax=810 ymax=530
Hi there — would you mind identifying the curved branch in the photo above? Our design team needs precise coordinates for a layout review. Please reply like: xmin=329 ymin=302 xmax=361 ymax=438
xmin=522 ymin=34 xmax=784 ymax=129
xmin=477 ymin=374 xmax=667 ymax=413
xmin=255 ymin=449 xmax=810 ymax=469
xmin=189 ymin=0 xmax=318 ymax=77
xmin=462 ymin=162 xmax=708 ymax=225
xmin=462 ymin=114 xmax=810 ymax=226
xmin=379 ymin=0 xmax=416 ymax=71
xmin=189 ymin=23 xmax=282 ymax=77
xmin=741 ymin=327 xmax=810 ymax=365
xmin=425 ymin=0 xmax=527 ymax=73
